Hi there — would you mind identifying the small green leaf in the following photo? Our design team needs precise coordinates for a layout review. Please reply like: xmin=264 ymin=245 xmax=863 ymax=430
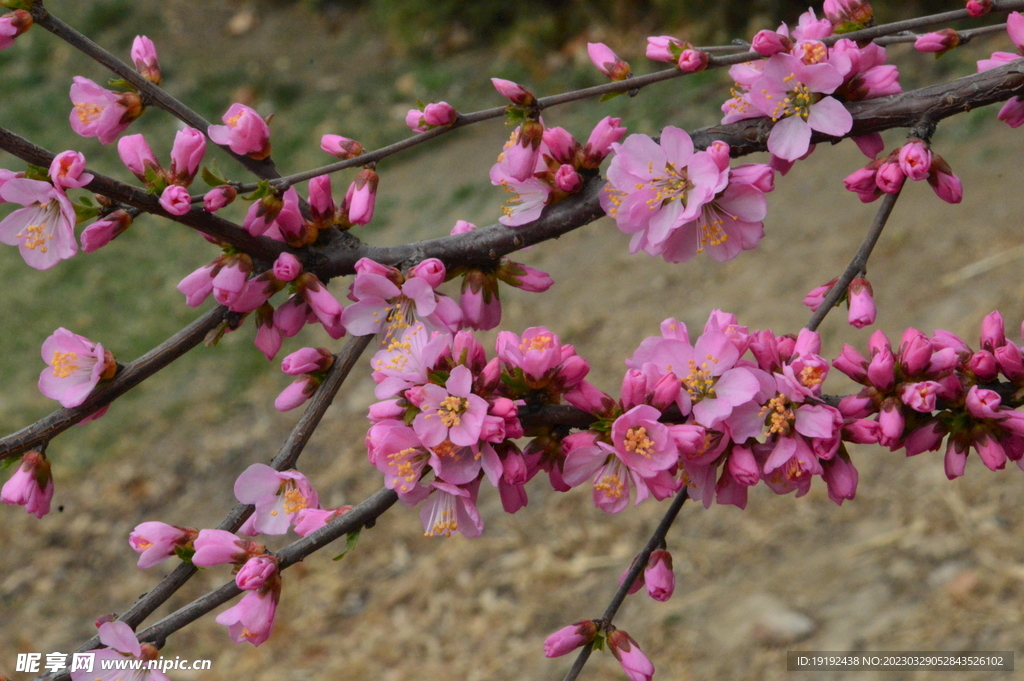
xmin=201 ymin=160 xmax=230 ymax=188
xmin=332 ymin=528 xmax=361 ymax=561
xmin=599 ymin=91 xmax=624 ymax=103
xmin=73 ymin=200 xmax=101 ymax=224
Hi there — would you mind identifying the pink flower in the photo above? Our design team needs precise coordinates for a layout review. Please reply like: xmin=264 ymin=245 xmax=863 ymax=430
xmin=581 ymin=116 xmax=626 ymax=168
xmin=320 ymin=134 xmax=363 ymax=159
xmin=419 ymin=480 xmax=484 ymax=537
xmin=927 ymin=155 xmax=962 ymax=204
xmin=371 ymin=322 xmax=451 ymax=399
xmin=169 ymin=127 xmax=206 ymax=186
xmin=48 ymin=150 xmax=94 ymax=190
xmin=159 ymin=184 xmax=192 ymax=215
xmin=967 ymin=0 xmax=992 ymax=17
xmin=914 ymin=29 xmax=960 ymax=55
xmin=281 ymin=347 xmax=333 ymax=375
xmin=215 ymin=588 xmax=279 ymax=647
xmin=601 ymin=127 xmax=725 ymax=253
xmin=822 ymin=454 xmax=858 ymax=505
xmin=192 ymin=529 xmax=255 ymax=567
xmin=0 ymin=10 xmax=32 ymax=51
xmin=407 ymin=102 xmax=457 ymax=132
xmin=38 ymin=328 xmax=116 ymax=408
xmin=846 ymin=277 xmax=875 ymax=328
xmin=342 ymin=257 xmax=458 ymax=336
xmin=0 ymin=178 xmax=77 ymax=269
xmin=1 ymin=450 xmax=53 ymax=519
xmin=129 ymin=522 xmax=195 ymax=569
xmin=70 ymin=621 xmax=168 ymax=681
xmin=208 ymin=103 xmax=271 ymax=160
xmin=204 ymin=185 xmax=237 ymax=212
xmin=544 ymin=620 xmax=598 ymax=657
xmin=607 ymin=630 xmax=655 ymax=681
xmin=587 ymin=42 xmax=631 ymax=80
xmin=677 ymin=48 xmax=708 ymax=73
xmin=233 ymin=463 xmax=319 ymax=535
xmin=69 ymin=77 xmax=144 ymax=144
xmin=803 ymin=278 xmax=837 ymax=312
xmin=212 ymin=256 xmax=252 ymax=308
xmin=875 ymin=159 xmax=905 ymax=194
xmin=610 ymin=405 xmax=678 ymax=477
xmin=131 ymin=35 xmax=162 ymax=84
xmin=236 ymin=554 xmax=278 ymax=591
xmin=644 ymin=549 xmax=675 ymax=601
xmin=749 ymin=53 xmax=852 ymax=161
xmin=413 ymin=365 xmax=488 ymax=447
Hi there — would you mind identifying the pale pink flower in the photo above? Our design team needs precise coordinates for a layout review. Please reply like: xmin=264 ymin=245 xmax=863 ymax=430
xmin=544 ymin=620 xmax=598 ymax=657
xmin=608 ymin=630 xmax=655 ymax=681
xmin=208 ymin=103 xmax=271 ymax=159
xmin=233 ymin=463 xmax=319 ymax=535
xmin=419 ymin=480 xmax=484 ymax=537
xmin=216 ymin=588 xmax=278 ymax=646
xmin=609 ymin=405 xmax=678 ymax=478
xmin=48 ymin=150 xmax=94 ymax=190
xmin=1 ymin=450 xmax=53 ymax=519
xmin=130 ymin=35 xmax=162 ymax=84
xmin=129 ymin=522 xmax=195 ymax=569
xmin=371 ymin=322 xmax=451 ymax=399
xmin=342 ymin=257 xmax=458 ymax=336
xmin=70 ymin=621 xmax=168 ymax=681
xmin=0 ymin=178 xmax=77 ymax=269
xmin=69 ymin=77 xmax=144 ymax=144
xmin=39 ymin=328 xmax=116 ymax=408
xmin=412 ymin=365 xmax=488 ymax=447
xmin=748 ymin=53 xmax=852 ymax=161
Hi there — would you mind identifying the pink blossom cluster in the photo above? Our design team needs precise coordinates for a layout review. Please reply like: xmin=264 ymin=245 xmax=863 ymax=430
xmin=488 ymin=99 xmax=626 ymax=226
xmin=405 ymin=101 xmax=458 ymax=133
xmin=724 ymin=8 xmax=899 ymax=164
xmin=544 ymin=621 xmax=655 ymax=681
xmin=601 ymin=127 xmax=773 ymax=263
xmin=365 ymin=323 xmax=589 ymax=536
xmin=834 ymin=311 xmax=1024 ymax=480
xmin=843 ymin=139 xmax=963 ymax=204
xmin=118 ymin=127 xmax=207 ymax=216
xmin=645 ymin=36 xmax=709 ymax=73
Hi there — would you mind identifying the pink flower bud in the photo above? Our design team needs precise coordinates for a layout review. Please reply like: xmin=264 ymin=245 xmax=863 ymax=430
xmin=450 ymin=219 xmax=476 ymax=235
xmin=129 ymin=521 xmax=195 ymax=569
xmin=298 ymin=274 xmax=344 ymax=329
xmin=272 ymin=252 xmax=302 ymax=282
xmin=490 ymin=78 xmax=535 ymax=106
xmin=824 ymin=0 xmax=873 ymax=27
xmin=281 ymin=347 xmax=333 ymax=375
xmin=802 ymin=278 xmax=837 ymax=312
xmin=646 ymin=35 xmax=685 ymax=63
xmin=644 ymin=549 xmax=675 ymax=601
xmin=843 ymin=418 xmax=881 ymax=444
xmin=275 ymin=376 xmax=318 ymax=412
xmin=130 ymin=35 xmax=162 ymax=85
xmin=900 ymin=381 xmax=941 ymax=412
xmin=564 ymin=380 xmax=615 ymax=415
xmin=705 ymin=140 xmax=730 ymax=171
xmin=996 ymin=343 xmax=1024 ymax=382
xmin=212 ymin=256 xmax=252 ymax=307
xmin=542 ymin=126 xmax=577 ymax=164
xmin=204 ymin=185 xmax=237 ymax=212
xmin=308 ymin=174 xmax=335 ymax=224
xmin=170 ymin=127 xmax=206 ymax=186
xmin=852 ymin=133 xmax=885 ymax=159
xmin=409 ymin=258 xmax=446 ymax=288
xmin=980 ymin=310 xmax=1006 ymax=351
xmin=405 ymin=108 xmax=428 ymax=134
xmin=582 ymin=116 xmax=626 ymax=167
xmin=878 ymin=399 xmax=905 ymax=445
xmin=554 ymin=164 xmax=583 ymax=193
xmin=607 ymin=630 xmax=655 ymax=681
xmin=904 ymin=421 xmax=945 ymax=455
xmin=49 ymin=150 xmax=94 ymax=190
xmin=159 ymin=184 xmax=193 ymax=215
xmin=294 ymin=506 xmax=351 ymax=537
xmin=997 ymin=97 xmax=1024 ymax=128
xmin=81 ymin=210 xmax=132 ymax=253
xmin=833 ymin=343 xmax=869 ymax=382
xmin=945 ymin=439 xmax=968 ymax=479
xmin=649 ymin=373 xmax=681 ymax=411
xmin=236 ymin=554 xmax=278 ymax=591
xmin=822 ymin=455 xmax=858 ymax=505
xmin=192 ymin=529 xmax=254 ymax=567
xmin=320 ymin=134 xmax=363 ymax=159
xmin=846 ymin=278 xmax=875 ymax=329
xmin=117 ymin=133 xmax=160 ymax=183
xmin=875 ymin=160 xmax=905 ymax=194
xmin=927 ymin=156 xmax=962 ymax=204
xmin=1 ymin=450 xmax=53 ymax=519
xmin=897 ymin=139 xmax=931 ymax=181
xmin=621 ymin=369 xmax=647 ymax=410
xmin=843 ymin=161 xmax=882 ymax=202
xmin=345 ymin=168 xmax=378 ymax=225
xmin=677 ymin=48 xmax=708 ymax=72
xmin=752 ymin=30 xmax=792 ymax=57
xmin=867 ymin=346 xmax=896 ymax=391
xmin=208 ymin=103 xmax=271 ymax=160
xmin=969 ymin=350 xmax=999 ymax=381
xmin=966 ymin=0 xmax=993 ymax=18
xmin=914 ymin=29 xmax=960 ymax=55
xmin=177 ymin=263 xmax=216 ymax=307
xmin=1008 ymin=11 xmax=1024 ymax=51
xmin=368 ymin=399 xmax=405 ymax=421
xmin=543 ymin=620 xmax=598 ymax=658
xmin=558 ymin=355 xmax=590 ymax=388
xmin=423 ymin=101 xmax=457 ymax=126
xmin=727 ymin=445 xmax=760 ymax=486
xmin=839 ymin=392 xmax=876 ymax=419
xmin=587 ymin=42 xmax=631 ymax=80
xmin=0 ymin=10 xmax=33 ymax=51
xmin=730 ymin=163 xmax=775 ymax=192
xmin=70 ymin=77 xmax=144 ymax=144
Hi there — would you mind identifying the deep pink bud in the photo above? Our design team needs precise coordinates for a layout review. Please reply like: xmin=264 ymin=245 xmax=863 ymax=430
xmin=846 ymin=278 xmax=875 ymax=329
xmin=236 ymin=554 xmax=278 ymax=591
xmin=752 ymin=30 xmax=792 ymax=57
xmin=212 ymin=257 xmax=252 ymax=307
xmin=966 ymin=0 xmax=992 ymax=18
xmin=875 ymin=160 xmax=905 ymax=194
xmin=320 ymin=134 xmax=363 ymax=159
xmin=273 ymin=252 xmax=302 ymax=282
xmin=543 ymin=620 xmax=598 ymax=658
xmin=345 ymin=168 xmax=378 ymax=225
xmin=582 ymin=117 xmax=626 ymax=167
xmin=833 ymin=343 xmax=869 ymax=382
xmin=650 ymin=372 xmax=681 ymax=411
xmin=822 ymin=454 xmax=858 ymax=505
xmin=927 ymin=156 xmax=962 ymax=204
xmin=975 ymin=433 xmax=1007 ymax=471
xmin=897 ymin=139 xmax=931 ymax=181
xmin=803 ymin=278 xmax=837 ymax=312
xmin=170 ymin=127 xmax=206 ymax=186
xmin=843 ymin=418 xmax=880 ymax=444
xmin=1 ymin=450 xmax=53 ymax=519
xmin=677 ymin=49 xmax=708 ymax=72
xmin=490 ymin=78 xmax=535 ymax=106
xmin=966 ymin=386 xmax=1002 ymax=418
xmin=423 ymin=101 xmax=457 ymax=127
xmin=130 ymin=35 xmax=161 ymax=85
xmin=646 ymin=35 xmax=686 ymax=63
xmin=177 ymin=263 xmax=216 ymax=307
xmin=204 ymin=185 xmax=237 ymax=212
xmin=878 ymin=399 xmax=905 ymax=445
xmin=904 ymin=420 xmax=945 ymax=456
xmin=587 ymin=42 xmax=631 ymax=80
xmin=159 ymin=185 xmax=192 ymax=216
xmin=838 ymin=392 xmax=876 ymax=419
xmin=81 ymin=210 xmax=132 ymax=253
xmin=914 ymin=29 xmax=960 ymax=55
xmin=0 ymin=10 xmax=32 ymax=51
xmin=980 ymin=310 xmax=1006 ymax=351
xmin=117 ymin=133 xmax=160 ymax=183
xmin=409 ymin=258 xmax=446 ymax=288
xmin=945 ymin=439 xmax=968 ymax=479
xmin=644 ymin=549 xmax=675 ymax=601
xmin=968 ymin=350 xmax=999 ymax=381
xmin=208 ymin=103 xmax=271 ymax=160
xmin=621 ymin=370 xmax=647 ymax=410
xmin=554 ymin=164 xmax=583 ymax=193
xmin=843 ymin=162 xmax=882 ymax=202
xmin=607 ymin=630 xmax=655 ymax=681
xmin=995 ymin=343 xmax=1024 ymax=382
xmin=558 ymin=355 xmax=590 ymax=388
xmin=281 ymin=347 xmax=333 ymax=375
xmin=866 ymin=346 xmax=895 ymax=391
xmin=726 ymin=445 xmax=760 ymax=486
xmin=275 ymin=376 xmax=318 ymax=412
xmin=898 ymin=329 xmax=933 ymax=375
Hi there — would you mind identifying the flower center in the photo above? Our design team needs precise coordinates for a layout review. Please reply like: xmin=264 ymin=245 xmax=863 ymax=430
xmin=424 ymin=492 xmax=458 ymax=536
xmin=593 ymin=465 xmax=626 ymax=500
xmin=799 ymin=42 xmax=827 ymax=65
xmin=799 ymin=364 xmax=825 ymax=388
xmin=438 ymin=395 xmax=467 ymax=428
xmin=646 ymin=161 xmax=693 ymax=209
xmin=624 ymin=426 xmax=655 ymax=458
xmin=74 ymin=102 xmax=102 ymax=124
xmin=760 ymin=395 xmax=795 ymax=436
xmin=226 ymin=111 xmax=244 ymax=127
xmin=387 ymin=446 xmax=424 ymax=492
xmin=282 ymin=485 xmax=309 ymax=515
xmin=16 ymin=221 xmax=51 ymax=252
xmin=696 ymin=203 xmax=731 ymax=252
xmin=51 ymin=350 xmax=80 ymax=378
xmin=683 ymin=356 xmax=718 ymax=401
xmin=763 ymin=74 xmax=817 ymax=121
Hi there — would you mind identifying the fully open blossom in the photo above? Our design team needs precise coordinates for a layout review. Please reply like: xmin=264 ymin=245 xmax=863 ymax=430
xmin=748 ymin=53 xmax=852 ymax=161
xmin=419 ymin=480 xmax=484 ymax=537
xmin=601 ymin=127 xmax=725 ymax=254
xmin=0 ymin=178 xmax=77 ymax=269
xmin=371 ymin=322 xmax=451 ymax=398
xmin=208 ymin=103 xmax=271 ymax=159
xmin=413 ymin=365 xmax=488 ymax=448
xmin=216 ymin=587 xmax=279 ymax=647
xmin=39 ymin=328 xmax=116 ymax=408
xmin=2 ymin=450 xmax=53 ymax=519
xmin=69 ymin=77 xmax=143 ymax=144
xmin=70 ymin=621 xmax=169 ymax=681
xmin=342 ymin=257 xmax=460 ymax=337
xmin=233 ymin=464 xmax=319 ymax=535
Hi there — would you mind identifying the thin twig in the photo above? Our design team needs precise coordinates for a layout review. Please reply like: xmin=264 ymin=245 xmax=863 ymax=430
xmin=561 ymin=488 xmax=690 ymax=681
xmin=807 ymin=189 xmax=902 ymax=332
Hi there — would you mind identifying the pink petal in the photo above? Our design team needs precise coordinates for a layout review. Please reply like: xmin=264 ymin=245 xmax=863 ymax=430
xmin=807 ymin=96 xmax=853 ymax=137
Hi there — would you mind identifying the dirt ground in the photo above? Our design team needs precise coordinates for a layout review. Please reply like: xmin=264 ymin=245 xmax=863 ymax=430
xmin=4 ymin=5 xmax=1024 ymax=681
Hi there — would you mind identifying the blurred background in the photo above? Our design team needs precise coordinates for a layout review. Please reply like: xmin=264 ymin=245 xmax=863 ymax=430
xmin=2 ymin=1 xmax=1024 ymax=679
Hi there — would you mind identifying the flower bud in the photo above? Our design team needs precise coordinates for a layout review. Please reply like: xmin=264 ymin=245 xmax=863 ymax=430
xmin=543 ymin=620 xmax=598 ymax=658
xmin=752 ymin=30 xmax=792 ymax=57
xmin=321 ymin=134 xmax=363 ymax=159
xmin=130 ymin=35 xmax=162 ymax=85
xmin=846 ymin=278 xmax=875 ymax=329
xmin=914 ymin=29 xmax=960 ymax=55
xmin=204 ymin=185 xmax=237 ymax=212
xmin=897 ymin=139 xmax=931 ymax=181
